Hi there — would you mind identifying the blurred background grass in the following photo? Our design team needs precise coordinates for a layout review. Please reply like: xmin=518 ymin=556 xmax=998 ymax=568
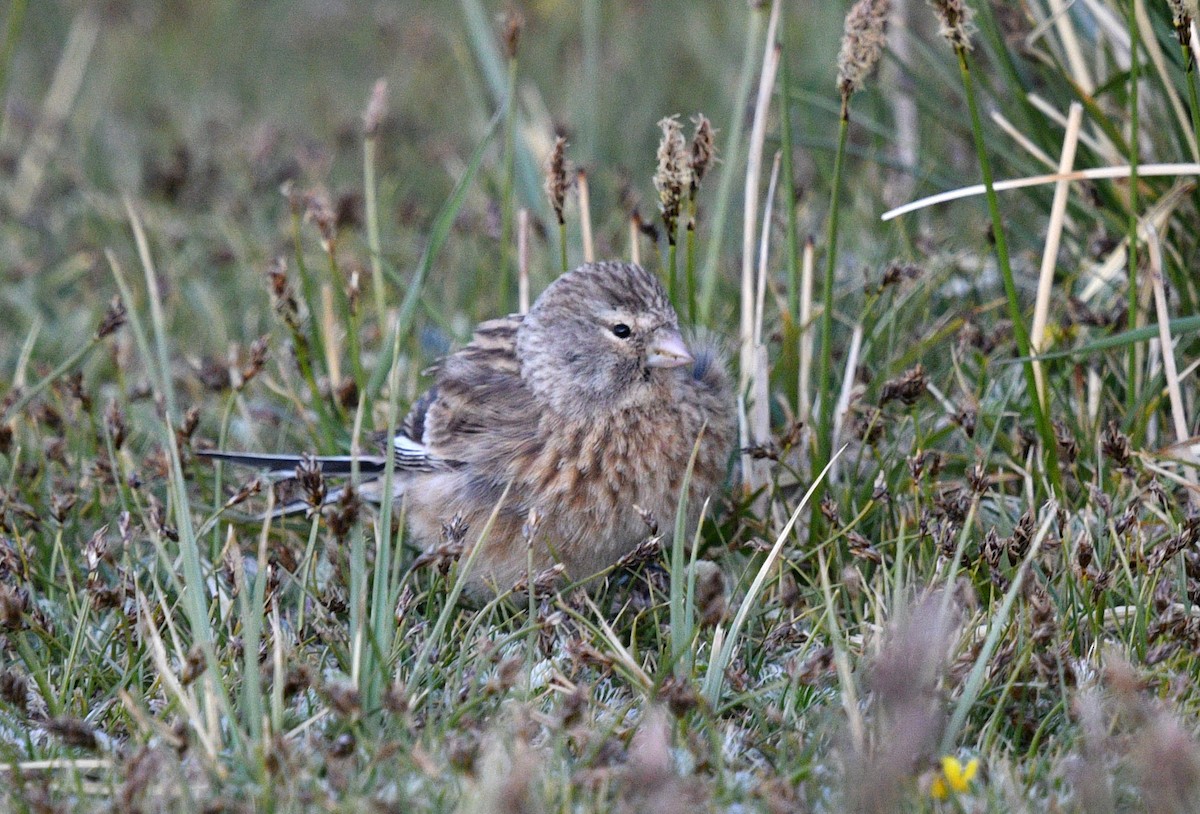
xmin=0 ymin=0 xmax=967 ymax=371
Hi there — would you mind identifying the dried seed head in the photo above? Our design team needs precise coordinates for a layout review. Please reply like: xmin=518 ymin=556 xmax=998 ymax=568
xmin=880 ymin=364 xmax=928 ymax=406
xmin=0 ymin=584 xmax=29 ymax=629
xmin=928 ymin=0 xmax=975 ymax=51
xmin=335 ymin=376 xmax=358 ymax=411
xmin=325 ymin=680 xmax=362 ymax=719
xmin=658 ymin=675 xmax=701 ymax=717
xmin=615 ymin=534 xmax=664 ymax=568
xmin=953 ymin=404 xmax=977 ymax=438
xmin=489 ymin=653 xmax=524 ymax=696
xmin=692 ymin=560 xmax=727 ymax=627
xmin=556 ymin=684 xmax=586 ymax=729
xmin=511 ymin=562 xmax=566 ymax=598
xmin=393 ymin=584 xmax=415 ymax=626
xmin=791 ymin=645 xmax=834 ymax=685
xmin=0 ymin=670 xmax=27 ymax=710
xmin=981 ymin=526 xmax=1002 ymax=566
xmin=1148 ymin=517 xmax=1200 ymax=573
xmin=545 ymin=136 xmax=570 ymax=225
xmin=96 ymin=297 xmax=127 ymax=340
xmin=105 ymin=400 xmax=127 ymax=449
xmin=837 ymin=0 xmax=891 ymax=99
xmin=45 ymin=436 xmax=67 ymax=466
xmin=688 ymin=114 xmax=716 ymax=196
xmin=295 ymin=455 xmax=326 ymax=512
xmin=634 ymin=503 xmax=659 ymax=537
xmin=503 ymin=8 xmax=524 ymax=59
xmin=383 ymin=679 xmax=409 ymax=715
xmin=442 ymin=512 xmax=469 ymax=544
xmin=878 ymin=262 xmax=923 ymax=291
xmin=223 ymin=478 xmax=262 ymax=511
xmin=966 ymin=461 xmax=988 ymax=494
xmin=632 ymin=208 xmax=660 ymax=244
xmin=521 ymin=508 xmax=542 ymax=545
xmin=448 ymin=731 xmax=481 ymax=774
xmin=326 ymin=484 xmax=360 ymax=540
xmin=846 ymin=530 xmax=883 ymax=563
xmin=411 ymin=514 xmax=468 ymax=573
xmin=66 ymin=371 xmax=90 ymax=411
xmin=1009 ymin=508 xmax=1036 ymax=560
xmin=180 ymin=645 xmax=205 ymax=686
xmin=1168 ymin=0 xmax=1194 ymax=38
xmin=303 ymin=191 xmax=337 ymax=251
xmin=1053 ymin=419 xmax=1078 ymax=465
xmin=47 ymin=716 xmax=99 ymax=751
xmin=266 ymin=256 xmax=289 ymax=299
xmin=820 ymin=494 xmax=840 ymax=526
xmin=50 ymin=491 xmax=77 ymax=524
xmin=266 ymin=256 xmax=301 ymax=328
xmin=239 ymin=335 xmax=269 ymax=387
xmin=280 ymin=180 xmax=302 ymax=215
xmin=363 ymin=78 xmax=387 ymax=138
xmin=1101 ymin=420 xmax=1132 ymax=473
xmin=653 ymin=116 xmax=690 ymax=243
xmin=36 ymin=402 xmax=64 ymax=432
xmin=178 ymin=406 xmax=200 ymax=445
xmin=908 ymin=449 xmax=942 ymax=481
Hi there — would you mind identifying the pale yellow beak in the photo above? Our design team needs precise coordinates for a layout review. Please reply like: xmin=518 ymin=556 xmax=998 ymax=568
xmin=647 ymin=329 xmax=693 ymax=369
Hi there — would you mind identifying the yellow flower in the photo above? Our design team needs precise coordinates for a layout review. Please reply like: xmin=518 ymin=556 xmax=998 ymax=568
xmin=930 ymin=756 xmax=979 ymax=800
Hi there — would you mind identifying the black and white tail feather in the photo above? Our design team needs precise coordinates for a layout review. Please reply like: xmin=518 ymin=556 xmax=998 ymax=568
xmin=199 ymin=451 xmax=389 ymax=479
xmin=200 ymin=433 xmax=449 ymax=518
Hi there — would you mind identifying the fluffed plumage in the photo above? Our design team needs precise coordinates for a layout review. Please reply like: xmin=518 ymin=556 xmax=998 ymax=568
xmin=203 ymin=261 xmax=735 ymax=600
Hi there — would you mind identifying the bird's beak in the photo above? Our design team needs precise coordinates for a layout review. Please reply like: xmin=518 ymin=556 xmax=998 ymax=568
xmin=647 ymin=329 xmax=693 ymax=369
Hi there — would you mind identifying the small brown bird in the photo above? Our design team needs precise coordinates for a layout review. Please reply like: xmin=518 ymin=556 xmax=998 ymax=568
xmin=204 ymin=261 xmax=735 ymax=599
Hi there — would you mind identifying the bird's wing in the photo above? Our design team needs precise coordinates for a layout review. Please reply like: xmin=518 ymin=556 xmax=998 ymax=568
xmin=414 ymin=314 xmax=541 ymax=472
xmin=380 ymin=385 xmax=450 ymax=472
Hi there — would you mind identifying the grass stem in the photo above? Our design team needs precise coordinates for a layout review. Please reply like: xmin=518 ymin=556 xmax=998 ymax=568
xmin=955 ymin=47 xmax=1062 ymax=496
xmin=812 ymin=100 xmax=849 ymax=523
xmin=499 ymin=58 xmax=519 ymax=310
xmin=1126 ymin=0 xmax=1141 ymax=419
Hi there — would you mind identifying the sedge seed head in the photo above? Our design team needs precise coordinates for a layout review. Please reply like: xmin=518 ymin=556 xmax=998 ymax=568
xmin=503 ymin=8 xmax=524 ymax=59
xmin=928 ymin=0 xmax=976 ymax=51
xmin=653 ymin=116 xmax=689 ymax=242
xmin=837 ymin=0 xmax=891 ymax=98
xmin=689 ymin=114 xmax=716 ymax=195
xmin=363 ymin=79 xmax=387 ymax=138
xmin=545 ymin=136 xmax=570 ymax=225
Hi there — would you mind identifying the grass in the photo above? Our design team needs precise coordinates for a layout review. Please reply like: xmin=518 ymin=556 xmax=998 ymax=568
xmin=3 ymin=0 xmax=1200 ymax=810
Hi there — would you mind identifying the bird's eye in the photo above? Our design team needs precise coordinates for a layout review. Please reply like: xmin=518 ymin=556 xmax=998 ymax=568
xmin=611 ymin=323 xmax=632 ymax=339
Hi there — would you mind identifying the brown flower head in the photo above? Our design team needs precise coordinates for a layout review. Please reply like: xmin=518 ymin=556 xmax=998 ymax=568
xmin=1168 ymin=0 xmax=1199 ymax=47
xmin=545 ymin=136 xmax=570 ymax=225
xmin=503 ymin=8 xmax=524 ymax=59
xmin=928 ymin=0 xmax=975 ymax=51
xmin=303 ymin=191 xmax=337 ymax=251
xmin=1168 ymin=0 xmax=1193 ymax=27
xmin=96 ymin=297 xmax=127 ymax=340
xmin=654 ymin=116 xmax=690 ymax=243
xmin=689 ymin=114 xmax=716 ymax=197
xmin=837 ymin=0 xmax=891 ymax=99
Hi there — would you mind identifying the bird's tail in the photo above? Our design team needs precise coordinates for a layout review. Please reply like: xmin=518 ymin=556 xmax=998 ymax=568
xmin=198 ymin=450 xmax=389 ymax=478
xmin=199 ymin=450 xmax=392 ymax=518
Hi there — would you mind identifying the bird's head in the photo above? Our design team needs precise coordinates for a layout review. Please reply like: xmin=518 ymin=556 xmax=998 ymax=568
xmin=517 ymin=262 xmax=693 ymax=417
